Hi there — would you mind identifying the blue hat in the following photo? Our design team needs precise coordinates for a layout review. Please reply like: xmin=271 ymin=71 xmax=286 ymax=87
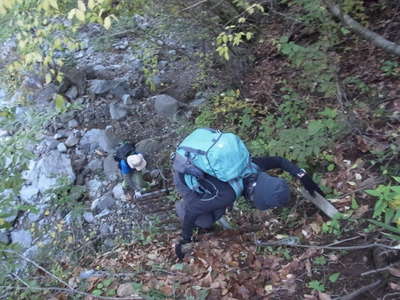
xmin=253 ymin=172 xmax=290 ymax=210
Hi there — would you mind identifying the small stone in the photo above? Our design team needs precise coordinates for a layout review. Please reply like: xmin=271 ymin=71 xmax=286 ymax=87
xmin=65 ymin=135 xmax=79 ymax=147
xmin=11 ymin=230 xmax=32 ymax=248
xmin=117 ymin=283 xmax=138 ymax=297
xmin=122 ymin=94 xmax=132 ymax=105
xmin=57 ymin=143 xmax=67 ymax=153
xmin=83 ymin=212 xmax=95 ymax=223
xmin=68 ymin=119 xmax=79 ymax=129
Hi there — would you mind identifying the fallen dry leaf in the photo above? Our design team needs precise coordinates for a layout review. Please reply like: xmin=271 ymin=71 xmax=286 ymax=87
xmin=389 ymin=281 xmax=400 ymax=290
xmin=319 ymin=291 xmax=332 ymax=300
xmin=389 ymin=267 xmax=400 ymax=278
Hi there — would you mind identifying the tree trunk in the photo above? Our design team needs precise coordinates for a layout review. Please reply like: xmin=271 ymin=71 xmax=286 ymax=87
xmin=323 ymin=0 xmax=400 ymax=56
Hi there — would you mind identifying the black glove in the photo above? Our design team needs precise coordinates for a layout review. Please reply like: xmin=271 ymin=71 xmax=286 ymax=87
xmin=300 ymin=174 xmax=325 ymax=197
xmin=175 ymin=239 xmax=190 ymax=260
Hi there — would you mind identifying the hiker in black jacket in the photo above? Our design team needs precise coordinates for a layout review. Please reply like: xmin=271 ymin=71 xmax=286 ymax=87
xmin=173 ymin=155 xmax=324 ymax=260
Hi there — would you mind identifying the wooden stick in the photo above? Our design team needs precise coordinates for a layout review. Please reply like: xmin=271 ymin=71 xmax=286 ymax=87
xmin=300 ymin=188 xmax=339 ymax=219
xmin=333 ymin=279 xmax=383 ymax=300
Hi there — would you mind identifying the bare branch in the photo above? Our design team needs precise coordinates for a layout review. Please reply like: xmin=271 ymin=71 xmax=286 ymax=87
xmin=180 ymin=0 xmax=208 ymax=12
xmin=323 ymin=0 xmax=400 ymax=56
xmin=256 ymin=239 xmax=400 ymax=250
xmin=333 ymin=280 xmax=384 ymax=300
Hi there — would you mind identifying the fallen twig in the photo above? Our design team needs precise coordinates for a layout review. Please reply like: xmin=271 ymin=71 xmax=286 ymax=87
xmin=383 ymin=292 xmax=400 ymax=300
xmin=333 ymin=279 xmax=383 ymax=300
xmin=180 ymin=0 xmax=208 ymax=12
xmin=361 ymin=263 xmax=400 ymax=276
xmin=326 ymin=236 xmax=361 ymax=247
xmin=256 ymin=240 xmax=400 ymax=251
xmin=0 ymin=250 xmax=143 ymax=300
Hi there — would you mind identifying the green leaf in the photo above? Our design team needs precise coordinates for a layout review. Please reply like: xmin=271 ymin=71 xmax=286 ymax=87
xmin=368 ymin=219 xmax=400 ymax=234
xmin=92 ymin=289 xmax=102 ymax=296
xmin=327 ymin=164 xmax=335 ymax=171
xmin=351 ymin=198 xmax=359 ymax=209
xmin=329 ymin=272 xmax=340 ymax=283
xmin=308 ymin=280 xmax=325 ymax=292
xmin=54 ymin=94 xmax=65 ymax=111
xmin=382 ymin=232 xmax=400 ymax=241
xmin=171 ymin=263 xmax=184 ymax=271
xmin=103 ymin=278 xmax=113 ymax=288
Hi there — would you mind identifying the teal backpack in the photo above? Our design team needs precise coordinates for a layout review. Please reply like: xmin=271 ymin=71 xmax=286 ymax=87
xmin=173 ymin=128 xmax=258 ymax=198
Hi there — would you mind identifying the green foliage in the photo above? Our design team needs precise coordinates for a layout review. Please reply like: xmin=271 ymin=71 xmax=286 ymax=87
xmin=215 ymin=2 xmax=264 ymax=60
xmin=313 ymin=256 xmax=327 ymax=265
xmin=366 ymin=177 xmax=400 ymax=227
xmin=133 ymin=218 xmax=162 ymax=245
xmin=277 ymin=36 xmax=336 ymax=97
xmin=92 ymin=278 xmax=116 ymax=297
xmin=307 ymin=280 xmax=325 ymax=292
xmin=322 ymin=213 xmax=344 ymax=235
xmin=195 ymin=90 xmax=258 ymax=138
xmin=142 ymin=50 xmax=160 ymax=92
xmin=329 ymin=272 xmax=340 ymax=283
xmin=341 ymin=0 xmax=367 ymax=23
xmin=0 ymin=0 xmax=124 ymax=106
xmin=380 ymin=60 xmax=399 ymax=77
xmin=250 ymin=107 xmax=343 ymax=168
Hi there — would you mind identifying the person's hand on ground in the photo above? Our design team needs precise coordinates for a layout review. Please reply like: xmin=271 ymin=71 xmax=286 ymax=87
xmin=300 ymin=174 xmax=325 ymax=197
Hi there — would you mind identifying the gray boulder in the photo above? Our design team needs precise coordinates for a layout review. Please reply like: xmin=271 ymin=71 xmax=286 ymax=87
xmin=87 ymin=159 xmax=103 ymax=171
xmin=91 ymin=191 xmax=115 ymax=213
xmin=86 ymin=179 xmax=103 ymax=198
xmin=152 ymin=94 xmax=179 ymax=119
xmin=103 ymin=154 xmax=119 ymax=180
xmin=136 ymin=138 xmax=163 ymax=155
xmin=83 ymin=212 xmax=95 ymax=223
xmin=80 ymin=128 xmax=118 ymax=153
xmin=0 ymin=230 xmax=9 ymax=244
xmin=68 ymin=119 xmax=79 ymax=129
xmin=11 ymin=230 xmax=32 ymax=248
xmin=57 ymin=143 xmax=67 ymax=153
xmin=109 ymin=103 xmax=127 ymax=120
xmin=88 ymin=79 xmax=115 ymax=95
xmin=65 ymin=134 xmax=80 ymax=147
xmin=21 ymin=151 xmax=76 ymax=203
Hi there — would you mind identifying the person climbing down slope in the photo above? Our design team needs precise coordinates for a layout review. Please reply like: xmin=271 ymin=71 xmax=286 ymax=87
xmin=114 ymin=143 xmax=147 ymax=198
xmin=172 ymin=128 xmax=324 ymax=260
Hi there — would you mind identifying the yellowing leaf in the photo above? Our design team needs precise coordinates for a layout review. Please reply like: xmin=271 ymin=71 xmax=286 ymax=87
xmin=75 ymin=9 xmax=85 ymax=22
xmin=55 ymin=94 xmax=65 ymax=111
xmin=45 ymin=73 xmax=52 ymax=84
xmin=49 ymin=0 xmax=58 ymax=10
xmin=88 ymin=0 xmax=95 ymax=10
xmin=103 ymin=16 xmax=112 ymax=30
xmin=0 ymin=218 xmax=5 ymax=226
xmin=67 ymin=8 xmax=76 ymax=20
xmin=53 ymin=38 xmax=62 ymax=49
xmin=78 ymin=0 xmax=86 ymax=12
xmin=3 ymin=0 xmax=15 ymax=10
xmin=246 ymin=32 xmax=253 ymax=40
xmin=238 ymin=17 xmax=246 ymax=23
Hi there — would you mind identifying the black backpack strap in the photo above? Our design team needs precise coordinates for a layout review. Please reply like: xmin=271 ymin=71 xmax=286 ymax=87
xmin=178 ymin=146 xmax=206 ymax=156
